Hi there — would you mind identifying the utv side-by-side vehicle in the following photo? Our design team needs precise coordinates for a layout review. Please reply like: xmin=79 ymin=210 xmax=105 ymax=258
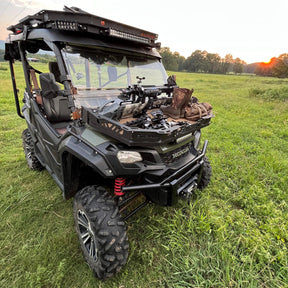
xmin=5 ymin=7 xmax=213 ymax=279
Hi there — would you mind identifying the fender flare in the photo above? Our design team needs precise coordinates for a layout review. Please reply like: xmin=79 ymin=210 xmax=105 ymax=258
xmin=59 ymin=135 xmax=114 ymax=199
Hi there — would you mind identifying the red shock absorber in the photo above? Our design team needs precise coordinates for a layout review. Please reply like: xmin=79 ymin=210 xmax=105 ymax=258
xmin=114 ymin=177 xmax=126 ymax=196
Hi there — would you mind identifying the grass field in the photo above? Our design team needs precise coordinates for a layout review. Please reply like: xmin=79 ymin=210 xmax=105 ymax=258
xmin=1 ymin=62 xmax=288 ymax=288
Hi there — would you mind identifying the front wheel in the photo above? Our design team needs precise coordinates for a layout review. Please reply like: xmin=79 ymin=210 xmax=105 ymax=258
xmin=73 ymin=185 xmax=129 ymax=279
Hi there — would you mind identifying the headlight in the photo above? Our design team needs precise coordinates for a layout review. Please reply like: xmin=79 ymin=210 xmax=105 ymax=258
xmin=117 ymin=151 xmax=143 ymax=164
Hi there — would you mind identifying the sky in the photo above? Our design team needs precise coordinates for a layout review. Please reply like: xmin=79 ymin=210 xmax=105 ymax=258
xmin=0 ymin=0 xmax=287 ymax=64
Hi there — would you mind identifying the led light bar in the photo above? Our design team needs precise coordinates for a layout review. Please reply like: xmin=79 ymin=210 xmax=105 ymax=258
xmin=109 ymin=28 xmax=150 ymax=44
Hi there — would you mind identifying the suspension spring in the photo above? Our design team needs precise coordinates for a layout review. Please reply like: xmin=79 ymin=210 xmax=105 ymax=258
xmin=114 ymin=177 xmax=126 ymax=196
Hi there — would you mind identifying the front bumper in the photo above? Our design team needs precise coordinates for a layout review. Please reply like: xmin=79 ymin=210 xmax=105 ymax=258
xmin=122 ymin=140 xmax=208 ymax=205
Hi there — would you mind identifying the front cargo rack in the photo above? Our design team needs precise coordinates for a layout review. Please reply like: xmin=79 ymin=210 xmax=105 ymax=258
xmin=7 ymin=8 xmax=158 ymax=47
xmin=81 ymin=107 xmax=213 ymax=147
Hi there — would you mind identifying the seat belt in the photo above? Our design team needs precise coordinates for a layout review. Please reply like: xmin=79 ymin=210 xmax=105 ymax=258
xmin=30 ymin=69 xmax=43 ymax=105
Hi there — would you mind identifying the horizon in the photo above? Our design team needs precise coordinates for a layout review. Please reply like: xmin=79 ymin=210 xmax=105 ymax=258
xmin=0 ymin=0 xmax=286 ymax=64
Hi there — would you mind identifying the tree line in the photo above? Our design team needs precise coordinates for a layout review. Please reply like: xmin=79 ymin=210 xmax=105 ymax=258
xmin=160 ymin=47 xmax=288 ymax=78
xmin=160 ymin=47 xmax=245 ymax=74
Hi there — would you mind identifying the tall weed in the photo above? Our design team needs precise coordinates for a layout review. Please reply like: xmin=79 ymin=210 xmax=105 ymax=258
xmin=249 ymin=86 xmax=288 ymax=101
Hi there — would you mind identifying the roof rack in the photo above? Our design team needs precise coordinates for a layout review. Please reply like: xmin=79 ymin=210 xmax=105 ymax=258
xmin=7 ymin=8 xmax=158 ymax=47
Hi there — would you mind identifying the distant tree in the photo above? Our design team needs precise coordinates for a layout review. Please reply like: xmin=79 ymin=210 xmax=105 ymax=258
xmin=278 ymin=53 xmax=288 ymax=62
xmin=244 ymin=63 xmax=258 ymax=74
xmin=173 ymin=52 xmax=185 ymax=71
xmin=184 ymin=50 xmax=208 ymax=72
xmin=233 ymin=58 xmax=243 ymax=74
xmin=222 ymin=54 xmax=233 ymax=74
xmin=159 ymin=47 xmax=178 ymax=71
xmin=272 ymin=54 xmax=288 ymax=78
xmin=206 ymin=53 xmax=221 ymax=73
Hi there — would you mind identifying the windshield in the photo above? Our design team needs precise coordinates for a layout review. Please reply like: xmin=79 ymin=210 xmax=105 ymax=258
xmin=62 ymin=45 xmax=167 ymax=108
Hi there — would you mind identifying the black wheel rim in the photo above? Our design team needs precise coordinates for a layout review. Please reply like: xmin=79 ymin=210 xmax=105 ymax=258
xmin=77 ymin=209 xmax=98 ymax=261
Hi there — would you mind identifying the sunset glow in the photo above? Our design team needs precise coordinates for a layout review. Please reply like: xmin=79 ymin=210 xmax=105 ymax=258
xmin=263 ymin=59 xmax=273 ymax=64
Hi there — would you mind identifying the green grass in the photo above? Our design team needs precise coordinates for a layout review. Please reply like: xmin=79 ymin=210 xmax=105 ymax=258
xmin=1 ymin=62 xmax=288 ymax=287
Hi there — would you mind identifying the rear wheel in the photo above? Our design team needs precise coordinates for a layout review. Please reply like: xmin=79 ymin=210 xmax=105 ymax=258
xmin=22 ymin=129 xmax=43 ymax=171
xmin=73 ymin=185 xmax=129 ymax=279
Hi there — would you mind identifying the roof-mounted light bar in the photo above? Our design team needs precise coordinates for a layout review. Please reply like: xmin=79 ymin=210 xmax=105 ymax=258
xmin=108 ymin=28 xmax=150 ymax=44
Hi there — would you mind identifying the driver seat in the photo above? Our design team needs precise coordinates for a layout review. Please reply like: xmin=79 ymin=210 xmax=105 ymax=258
xmin=39 ymin=73 xmax=71 ymax=122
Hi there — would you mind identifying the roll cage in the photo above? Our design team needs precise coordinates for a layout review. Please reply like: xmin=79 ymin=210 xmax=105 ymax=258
xmin=4 ymin=9 xmax=163 ymax=119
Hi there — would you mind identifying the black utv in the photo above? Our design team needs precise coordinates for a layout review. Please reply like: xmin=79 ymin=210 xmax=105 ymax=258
xmin=5 ymin=7 xmax=213 ymax=279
